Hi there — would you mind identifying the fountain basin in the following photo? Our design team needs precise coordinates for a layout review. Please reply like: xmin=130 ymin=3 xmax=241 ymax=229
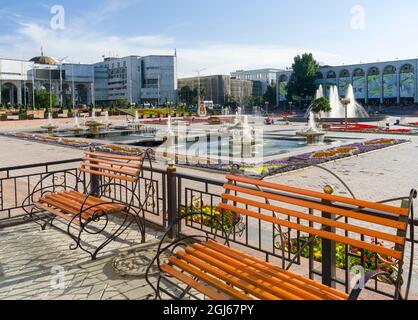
xmin=296 ymin=130 xmax=326 ymax=144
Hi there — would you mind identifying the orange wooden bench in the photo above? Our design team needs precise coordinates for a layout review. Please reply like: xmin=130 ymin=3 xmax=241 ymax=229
xmin=25 ymin=151 xmax=149 ymax=260
xmin=147 ymin=175 xmax=416 ymax=300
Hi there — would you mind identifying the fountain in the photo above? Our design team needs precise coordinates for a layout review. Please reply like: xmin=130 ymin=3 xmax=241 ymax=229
xmin=85 ymin=108 xmax=105 ymax=133
xmin=296 ymin=112 xmax=326 ymax=144
xmin=67 ymin=115 xmax=87 ymax=134
xmin=156 ymin=116 xmax=176 ymax=156
xmin=103 ymin=111 xmax=112 ymax=128
xmin=128 ymin=110 xmax=143 ymax=131
xmin=41 ymin=113 xmax=58 ymax=134
xmin=301 ymin=84 xmax=377 ymax=122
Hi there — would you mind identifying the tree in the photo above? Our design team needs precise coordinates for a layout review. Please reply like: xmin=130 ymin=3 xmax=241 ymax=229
xmin=179 ymin=85 xmax=205 ymax=106
xmin=286 ymin=53 xmax=319 ymax=104
xmin=263 ymin=85 xmax=277 ymax=107
xmin=35 ymin=89 xmax=57 ymax=110
xmin=311 ymin=97 xmax=331 ymax=115
xmin=117 ymin=98 xmax=129 ymax=107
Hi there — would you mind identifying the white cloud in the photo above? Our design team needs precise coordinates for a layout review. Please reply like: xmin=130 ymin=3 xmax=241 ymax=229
xmin=0 ymin=11 xmax=346 ymax=76
xmin=177 ymin=44 xmax=345 ymax=77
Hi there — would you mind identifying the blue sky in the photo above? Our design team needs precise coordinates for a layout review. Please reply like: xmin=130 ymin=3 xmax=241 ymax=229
xmin=1 ymin=0 xmax=418 ymax=76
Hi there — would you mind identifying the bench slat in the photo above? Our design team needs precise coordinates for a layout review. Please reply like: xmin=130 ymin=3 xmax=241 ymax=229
xmin=41 ymin=196 xmax=91 ymax=221
xmin=226 ymin=175 xmax=409 ymax=217
xmin=186 ymin=244 xmax=325 ymax=300
xmin=79 ymin=168 xmax=138 ymax=183
xmin=81 ymin=162 xmax=140 ymax=177
xmin=218 ymin=203 xmax=403 ymax=260
xmin=65 ymin=191 xmax=125 ymax=212
xmin=171 ymin=253 xmax=278 ymax=300
xmin=35 ymin=202 xmax=81 ymax=226
xmin=205 ymin=240 xmax=348 ymax=300
xmin=84 ymin=151 xmax=144 ymax=162
xmin=160 ymin=265 xmax=229 ymax=301
xmin=222 ymin=194 xmax=405 ymax=245
xmin=82 ymin=157 xmax=141 ymax=169
xmin=166 ymin=258 xmax=253 ymax=300
xmin=224 ymin=184 xmax=406 ymax=230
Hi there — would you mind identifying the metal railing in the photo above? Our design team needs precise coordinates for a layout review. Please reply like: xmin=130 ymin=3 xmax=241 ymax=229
xmin=0 ymin=159 xmax=417 ymax=299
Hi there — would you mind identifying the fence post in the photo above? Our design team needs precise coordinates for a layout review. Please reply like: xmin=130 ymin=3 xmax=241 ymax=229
xmin=167 ymin=161 xmax=178 ymax=239
xmin=322 ymin=185 xmax=336 ymax=288
xmin=89 ymin=147 xmax=100 ymax=197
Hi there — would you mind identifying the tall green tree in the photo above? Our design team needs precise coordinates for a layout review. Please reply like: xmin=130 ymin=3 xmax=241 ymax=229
xmin=178 ymin=86 xmax=194 ymax=105
xmin=263 ymin=85 xmax=277 ymax=106
xmin=286 ymin=53 xmax=319 ymax=104
xmin=35 ymin=89 xmax=57 ymax=110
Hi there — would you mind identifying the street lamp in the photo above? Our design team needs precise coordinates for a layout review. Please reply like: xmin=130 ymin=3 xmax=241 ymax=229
xmin=288 ymin=102 xmax=293 ymax=115
xmin=193 ymin=68 xmax=206 ymax=113
xmin=341 ymin=98 xmax=351 ymax=130
xmin=58 ymin=56 xmax=68 ymax=109
xmin=265 ymin=101 xmax=269 ymax=115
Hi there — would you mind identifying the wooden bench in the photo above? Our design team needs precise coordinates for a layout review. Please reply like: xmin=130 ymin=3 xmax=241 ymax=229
xmin=25 ymin=151 xmax=150 ymax=260
xmin=148 ymin=175 xmax=416 ymax=300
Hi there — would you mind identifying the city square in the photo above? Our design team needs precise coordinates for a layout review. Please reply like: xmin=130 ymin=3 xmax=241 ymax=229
xmin=0 ymin=0 xmax=417 ymax=307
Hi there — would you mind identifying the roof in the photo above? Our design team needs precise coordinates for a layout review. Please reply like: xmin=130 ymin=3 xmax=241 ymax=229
xmin=29 ymin=55 xmax=58 ymax=65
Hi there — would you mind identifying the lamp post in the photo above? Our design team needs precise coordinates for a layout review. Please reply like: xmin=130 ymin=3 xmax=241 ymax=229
xmin=58 ymin=56 xmax=68 ymax=109
xmin=49 ymin=68 xmax=52 ymax=112
xmin=341 ymin=98 xmax=351 ymax=130
xmin=288 ymin=102 xmax=293 ymax=115
xmin=193 ymin=68 xmax=206 ymax=114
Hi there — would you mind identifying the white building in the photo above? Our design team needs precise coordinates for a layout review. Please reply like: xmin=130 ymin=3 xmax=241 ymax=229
xmin=277 ymin=59 xmax=418 ymax=105
xmin=231 ymin=68 xmax=281 ymax=94
xmin=0 ymin=53 xmax=177 ymax=107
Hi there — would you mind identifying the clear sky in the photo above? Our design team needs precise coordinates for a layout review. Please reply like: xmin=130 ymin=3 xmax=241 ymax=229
xmin=1 ymin=0 xmax=418 ymax=77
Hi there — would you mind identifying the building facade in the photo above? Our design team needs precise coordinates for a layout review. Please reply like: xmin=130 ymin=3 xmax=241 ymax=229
xmin=0 ymin=53 xmax=177 ymax=107
xmin=178 ymin=75 xmax=253 ymax=106
xmin=277 ymin=59 xmax=418 ymax=105
xmin=231 ymin=68 xmax=280 ymax=95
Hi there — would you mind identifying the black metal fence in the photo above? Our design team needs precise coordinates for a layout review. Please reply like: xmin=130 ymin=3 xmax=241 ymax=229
xmin=1 ymin=159 xmax=417 ymax=299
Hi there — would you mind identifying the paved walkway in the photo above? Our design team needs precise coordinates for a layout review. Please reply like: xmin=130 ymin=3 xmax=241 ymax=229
xmin=0 ymin=116 xmax=417 ymax=300
xmin=0 ymin=221 xmax=169 ymax=300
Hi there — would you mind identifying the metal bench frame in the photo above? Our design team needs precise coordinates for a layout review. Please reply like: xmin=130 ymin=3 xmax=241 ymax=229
xmin=145 ymin=175 xmax=416 ymax=300
xmin=22 ymin=149 xmax=154 ymax=260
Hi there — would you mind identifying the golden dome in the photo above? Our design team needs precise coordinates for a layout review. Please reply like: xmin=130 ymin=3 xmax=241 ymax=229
xmin=30 ymin=55 xmax=58 ymax=65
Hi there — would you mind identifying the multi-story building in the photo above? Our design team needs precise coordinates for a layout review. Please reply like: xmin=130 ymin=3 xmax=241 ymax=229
xmin=178 ymin=75 xmax=253 ymax=105
xmin=0 ymin=52 xmax=177 ymax=107
xmin=231 ymin=68 xmax=281 ymax=94
xmin=277 ymin=59 xmax=418 ymax=105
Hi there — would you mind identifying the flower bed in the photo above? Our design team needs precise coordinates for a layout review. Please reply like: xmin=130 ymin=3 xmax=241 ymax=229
xmin=182 ymin=205 xmax=242 ymax=233
xmin=180 ymin=138 xmax=408 ymax=178
xmin=329 ymin=123 xmax=417 ymax=135
xmin=3 ymin=132 xmax=409 ymax=179
xmin=279 ymin=236 xmax=399 ymax=283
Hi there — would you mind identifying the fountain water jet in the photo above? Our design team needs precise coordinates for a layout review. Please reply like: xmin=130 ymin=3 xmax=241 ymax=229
xmin=297 ymin=112 xmax=325 ymax=144
xmin=41 ymin=113 xmax=58 ymax=134
xmin=305 ymin=84 xmax=370 ymax=120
